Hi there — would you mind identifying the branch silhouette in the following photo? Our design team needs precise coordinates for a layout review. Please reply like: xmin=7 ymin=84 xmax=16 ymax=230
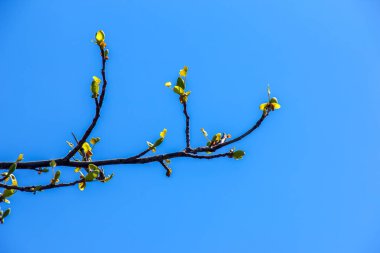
xmin=0 ymin=30 xmax=280 ymax=223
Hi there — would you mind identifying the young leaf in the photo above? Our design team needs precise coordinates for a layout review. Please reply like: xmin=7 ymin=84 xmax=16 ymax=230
xmin=82 ymin=142 xmax=93 ymax=157
xmin=2 ymin=189 xmax=15 ymax=199
xmin=95 ymin=30 xmax=105 ymax=43
xmin=7 ymin=163 xmax=17 ymax=176
xmin=2 ymin=208 xmax=10 ymax=219
xmin=154 ymin=138 xmax=164 ymax=147
xmin=79 ymin=181 xmax=86 ymax=191
xmin=90 ymin=137 xmax=101 ymax=145
xmin=66 ymin=141 xmax=75 ymax=148
xmin=160 ymin=128 xmax=167 ymax=138
xmin=49 ymin=160 xmax=57 ymax=168
xmin=165 ymin=82 xmax=172 ymax=87
xmin=53 ymin=171 xmax=61 ymax=182
xmin=179 ymin=66 xmax=188 ymax=77
xmin=16 ymin=154 xmax=23 ymax=162
xmin=201 ymin=128 xmax=208 ymax=137
xmin=176 ymin=77 xmax=185 ymax=90
xmin=173 ymin=86 xmax=185 ymax=95
xmin=91 ymin=76 xmax=101 ymax=98
xmin=232 ymin=150 xmax=245 ymax=160
xmin=10 ymin=175 xmax=17 ymax=187
xmin=85 ymin=171 xmax=99 ymax=181
xmin=88 ymin=164 xmax=100 ymax=171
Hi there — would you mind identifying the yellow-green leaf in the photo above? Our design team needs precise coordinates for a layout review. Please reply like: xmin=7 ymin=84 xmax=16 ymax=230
xmin=2 ymin=189 xmax=15 ymax=199
xmin=160 ymin=128 xmax=167 ymax=138
xmin=54 ymin=171 xmax=61 ymax=180
xmin=95 ymin=30 xmax=105 ymax=43
xmin=92 ymin=76 xmax=101 ymax=85
xmin=272 ymin=103 xmax=281 ymax=109
xmin=88 ymin=164 xmax=99 ymax=171
xmin=10 ymin=175 xmax=17 ymax=187
xmin=79 ymin=181 xmax=86 ymax=191
xmin=8 ymin=163 xmax=17 ymax=175
xmin=91 ymin=76 xmax=101 ymax=98
xmin=146 ymin=141 xmax=157 ymax=152
xmin=90 ymin=137 xmax=101 ymax=145
xmin=85 ymin=171 xmax=99 ymax=181
xmin=179 ymin=66 xmax=188 ymax=77
xmin=154 ymin=138 xmax=164 ymax=147
xmin=16 ymin=154 xmax=23 ymax=162
xmin=66 ymin=141 xmax=74 ymax=148
xmin=173 ymin=86 xmax=185 ymax=95
xmin=74 ymin=167 xmax=81 ymax=173
xmin=165 ymin=82 xmax=172 ymax=87
xmin=232 ymin=150 xmax=245 ymax=160
xmin=49 ymin=160 xmax=56 ymax=168
xmin=259 ymin=103 xmax=268 ymax=111
xmin=201 ymin=128 xmax=208 ymax=137
xmin=176 ymin=77 xmax=185 ymax=90
xmin=270 ymin=97 xmax=278 ymax=104
xmin=82 ymin=142 xmax=93 ymax=156
xmin=3 ymin=208 xmax=10 ymax=218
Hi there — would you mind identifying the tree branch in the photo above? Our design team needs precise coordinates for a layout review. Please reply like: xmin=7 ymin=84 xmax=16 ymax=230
xmin=191 ymin=111 xmax=270 ymax=153
xmin=0 ymin=179 xmax=85 ymax=193
xmin=0 ymin=30 xmax=281 ymax=225
xmin=183 ymin=101 xmax=191 ymax=151
xmin=0 ymin=111 xmax=269 ymax=171
xmin=63 ymin=47 xmax=108 ymax=161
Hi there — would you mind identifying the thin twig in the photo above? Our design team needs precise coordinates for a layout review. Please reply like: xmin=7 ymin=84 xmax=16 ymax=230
xmin=191 ymin=111 xmax=269 ymax=153
xmin=0 ymin=179 xmax=85 ymax=193
xmin=183 ymin=101 xmax=191 ymax=151
xmin=129 ymin=148 xmax=151 ymax=160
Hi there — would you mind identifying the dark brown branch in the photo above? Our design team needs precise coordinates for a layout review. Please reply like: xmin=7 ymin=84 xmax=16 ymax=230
xmin=191 ymin=111 xmax=269 ymax=153
xmin=0 ymin=112 xmax=269 ymax=171
xmin=0 ymin=151 xmax=233 ymax=170
xmin=0 ymin=179 xmax=85 ymax=193
xmin=63 ymin=47 xmax=108 ymax=161
xmin=183 ymin=102 xmax=191 ymax=151
xmin=129 ymin=148 xmax=151 ymax=160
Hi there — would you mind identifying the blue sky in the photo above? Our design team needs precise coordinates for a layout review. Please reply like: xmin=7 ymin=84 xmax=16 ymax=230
xmin=1 ymin=0 xmax=380 ymax=252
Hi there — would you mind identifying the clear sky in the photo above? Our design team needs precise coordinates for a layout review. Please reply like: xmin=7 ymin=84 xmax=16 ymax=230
xmin=1 ymin=0 xmax=380 ymax=252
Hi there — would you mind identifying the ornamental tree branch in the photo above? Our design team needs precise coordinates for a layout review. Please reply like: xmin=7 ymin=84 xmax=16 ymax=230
xmin=0 ymin=30 xmax=281 ymax=223
xmin=0 ymin=106 xmax=270 ymax=171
